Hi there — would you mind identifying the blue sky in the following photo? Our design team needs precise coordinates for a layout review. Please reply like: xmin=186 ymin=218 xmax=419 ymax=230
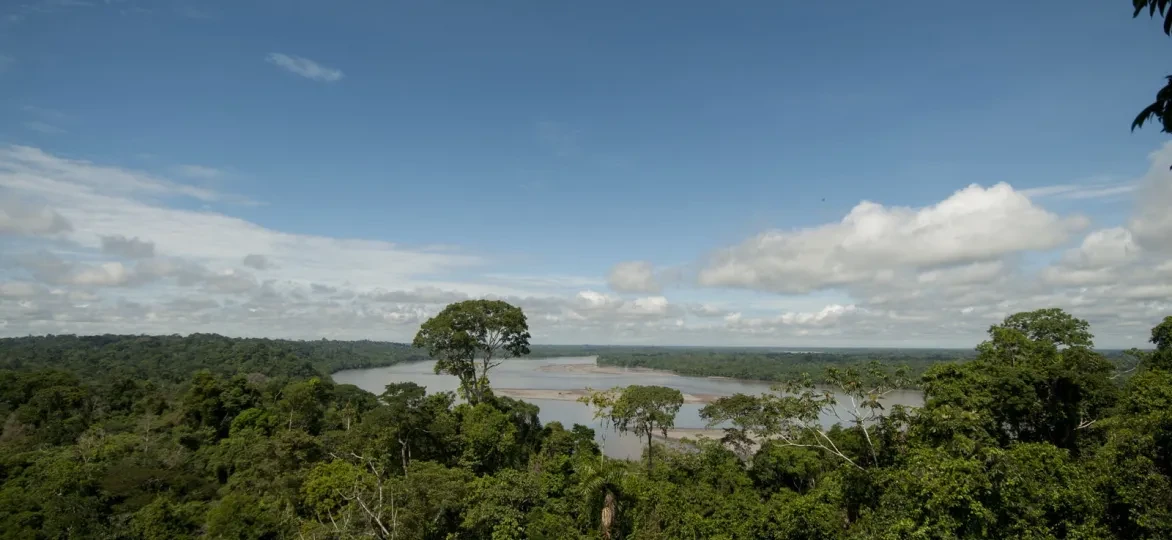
xmin=1 ymin=0 xmax=1171 ymax=347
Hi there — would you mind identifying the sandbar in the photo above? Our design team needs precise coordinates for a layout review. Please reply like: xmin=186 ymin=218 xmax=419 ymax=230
xmin=494 ymin=387 xmax=724 ymax=405
xmin=535 ymin=362 xmax=679 ymax=377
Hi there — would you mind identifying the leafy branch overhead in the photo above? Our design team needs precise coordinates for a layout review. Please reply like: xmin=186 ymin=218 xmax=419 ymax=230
xmin=1131 ymin=1 xmax=1172 ymax=132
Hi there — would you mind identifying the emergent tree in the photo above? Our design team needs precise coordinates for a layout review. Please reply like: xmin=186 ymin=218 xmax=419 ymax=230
xmin=608 ymin=385 xmax=684 ymax=469
xmin=412 ymin=300 xmax=531 ymax=405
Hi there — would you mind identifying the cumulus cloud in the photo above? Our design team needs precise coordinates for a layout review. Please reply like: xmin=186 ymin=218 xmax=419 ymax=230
xmin=265 ymin=53 xmax=344 ymax=82
xmin=699 ymin=183 xmax=1088 ymax=293
xmin=70 ymin=262 xmax=132 ymax=287
xmin=2 ymin=142 xmax=1171 ymax=348
xmin=1038 ymin=228 xmax=1139 ymax=288
xmin=607 ymin=261 xmax=661 ymax=293
xmin=1130 ymin=142 xmax=1172 ymax=253
xmin=100 ymin=235 xmax=155 ymax=259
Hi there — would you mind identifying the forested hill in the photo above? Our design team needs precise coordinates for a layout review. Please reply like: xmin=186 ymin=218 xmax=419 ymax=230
xmin=0 ymin=334 xmax=430 ymax=383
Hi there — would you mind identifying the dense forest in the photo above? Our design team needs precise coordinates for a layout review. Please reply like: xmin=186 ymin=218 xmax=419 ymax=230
xmin=1 ymin=305 xmax=1170 ymax=539
xmin=596 ymin=348 xmax=976 ymax=386
xmin=0 ymin=334 xmax=429 ymax=383
xmin=595 ymin=348 xmax=1141 ymax=387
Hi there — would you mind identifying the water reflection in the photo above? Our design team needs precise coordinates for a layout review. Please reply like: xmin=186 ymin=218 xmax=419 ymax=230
xmin=332 ymin=356 xmax=923 ymax=460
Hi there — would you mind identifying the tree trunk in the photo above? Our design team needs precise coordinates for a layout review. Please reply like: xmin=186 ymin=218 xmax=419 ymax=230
xmin=601 ymin=490 xmax=616 ymax=540
xmin=646 ymin=432 xmax=653 ymax=469
xmin=399 ymin=437 xmax=409 ymax=477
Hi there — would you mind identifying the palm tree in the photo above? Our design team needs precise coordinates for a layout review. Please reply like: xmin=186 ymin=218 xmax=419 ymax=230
xmin=572 ymin=459 xmax=628 ymax=540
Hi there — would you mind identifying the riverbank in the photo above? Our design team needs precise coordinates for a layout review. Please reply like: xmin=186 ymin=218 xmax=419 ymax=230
xmin=494 ymin=387 xmax=724 ymax=404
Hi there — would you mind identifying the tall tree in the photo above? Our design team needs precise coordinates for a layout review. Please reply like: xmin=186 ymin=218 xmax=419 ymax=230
xmin=412 ymin=300 xmax=531 ymax=405
xmin=922 ymin=308 xmax=1115 ymax=452
xmin=702 ymin=362 xmax=907 ymax=470
xmin=998 ymin=308 xmax=1094 ymax=348
xmin=609 ymin=385 xmax=684 ymax=468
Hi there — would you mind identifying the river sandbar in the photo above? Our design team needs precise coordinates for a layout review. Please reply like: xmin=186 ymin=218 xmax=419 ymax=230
xmin=494 ymin=387 xmax=723 ymax=405
xmin=534 ymin=362 xmax=679 ymax=377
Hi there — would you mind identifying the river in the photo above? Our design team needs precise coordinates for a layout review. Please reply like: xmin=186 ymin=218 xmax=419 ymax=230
xmin=333 ymin=356 xmax=923 ymax=460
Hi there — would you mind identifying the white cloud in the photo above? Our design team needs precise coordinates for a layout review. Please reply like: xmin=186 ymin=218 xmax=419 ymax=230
xmin=2 ymin=143 xmax=1171 ymax=348
xmin=265 ymin=53 xmax=343 ymax=82
xmin=917 ymin=261 xmax=1006 ymax=286
xmin=0 ymin=193 xmax=72 ymax=236
xmin=1060 ymin=227 xmax=1138 ymax=270
xmin=727 ymin=304 xmax=860 ymax=333
xmin=1022 ymin=181 xmax=1136 ymax=200
xmin=0 ymin=54 xmax=13 ymax=73
xmin=1130 ymin=142 xmax=1172 ymax=253
xmin=687 ymin=303 xmax=730 ymax=318
xmin=367 ymin=287 xmax=469 ymax=304
xmin=0 ymin=147 xmax=474 ymax=288
xmin=699 ymin=183 xmax=1087 ymax=293
xmin=607 ymin=261 xmax=661 ymax=293
xmin=100 ymin=235 xmax=155 ymax=259
xmin=70 ymin=262 xmax=131 ymax=287
xmin=0 ymin=145 xmax=231 ymax=203
xmin=618 ymin=295 xmax=670 ymax=316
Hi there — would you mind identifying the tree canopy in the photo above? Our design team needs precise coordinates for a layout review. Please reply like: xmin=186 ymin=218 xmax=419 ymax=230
xmin=1 ymin=307 xmax=1171 ymax=538
xmin=412 ymin=299 xmax=531 ymax=405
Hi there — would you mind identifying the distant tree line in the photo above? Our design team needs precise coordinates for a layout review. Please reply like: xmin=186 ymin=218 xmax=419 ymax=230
xmin=0 ymin=333 xmax=430 ymax=383
xmin=596 ymin=348 xmax=974 ymax=387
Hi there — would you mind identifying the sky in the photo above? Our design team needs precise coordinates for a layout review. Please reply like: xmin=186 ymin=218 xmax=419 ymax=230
xmin=1 ymin=0 xmax=1171 ymax=348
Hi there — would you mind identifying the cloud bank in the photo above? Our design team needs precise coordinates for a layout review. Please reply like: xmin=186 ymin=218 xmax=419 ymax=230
xmin=2 ymin=143 xmax=1171 ymax=348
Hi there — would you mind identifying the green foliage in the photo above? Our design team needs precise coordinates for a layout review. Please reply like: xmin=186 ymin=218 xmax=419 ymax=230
xmin=0 ymin=333 xmax=427 ymax=383
xmin=0 ymin=306 xmax=1170 ymax=539
xmin=204 ymin=492 xmax=288 ymax=539
xmin=598 ymin=347 xmax=971 ymax=387
xmin=922 ymin=311 xmax=1118 ymax=453
xmin=1000 ymin=308 xmax=1095 ymax=348
xmin=1132 ymin=1 xmax=1172 ymax=133
xmin=413 ymin=299 xmax=531 ymax=405
xmin=593 ymin=385 xmax=684 ymax=468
